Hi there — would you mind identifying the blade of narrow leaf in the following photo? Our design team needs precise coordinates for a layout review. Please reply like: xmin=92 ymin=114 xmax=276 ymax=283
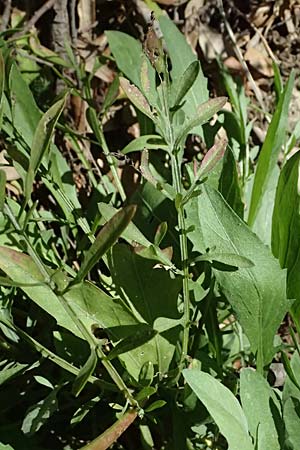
xmin=107 ymin=326 xmax=157 ymax=361
xmin=240 ymin=368 xmax=282 ymax=450
xmin=72 ymin=347 xmax=98 ymax=397
xmin=271 ymin=151 xmax=300 ymax=317
xmin=75 ymin=205 xmax=137 ymax=284
xmin=281 ymin=351 xmax=300 ymax=392
xmin=183 ymin=369 xmax=254 ymax=450
xmin=121 ymin=135 xmax=167 ymax=154
xmin=199 ymin=137 xmax=228 ymax=178
xmin=175 ymin=97 xmax=226 ymax=146
xmin=159 ymin=14 xmax=208 ymax=136
xmin=0 ymin=50 xmax=4 ymax=130
xmin=248 ymin=71 xmax=295 ymax=232
xmin=119 ymin=77 xmax=154 ymax=120
xmin=0 ymin=169 xmax=6 ymax=211
xmin=186 ymin=185 xmax=290 ymax=370
xmin=171 ymin=61 xmax=200 ymax=107
xmin=25 ymin=95 xmax=66 ymax=203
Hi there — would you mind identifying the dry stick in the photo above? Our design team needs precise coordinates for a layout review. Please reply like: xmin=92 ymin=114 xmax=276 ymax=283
xmin=218 ymin=0 xmax=268 ymax=117
xmin=80 ymin=409 xmax=138 ymax=450
xmin=13 ymin=0 xmax=56 ymax=38
xmin=0 ymin=0 xmax=12 ymax=32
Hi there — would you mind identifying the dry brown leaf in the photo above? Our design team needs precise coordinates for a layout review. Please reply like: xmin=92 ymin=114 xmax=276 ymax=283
xmin=198 ymin=23 xmax=225 ymax=61
xmin=244 ymin=47 xmax=273 ymax=78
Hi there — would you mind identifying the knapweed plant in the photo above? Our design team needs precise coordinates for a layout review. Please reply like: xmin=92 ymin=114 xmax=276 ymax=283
xmin=0 ymin=10 xmax=299 ymax=450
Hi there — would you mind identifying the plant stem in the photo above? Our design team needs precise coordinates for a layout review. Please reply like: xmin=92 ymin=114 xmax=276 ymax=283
xmin=159 ymin=74 xmax=191 ymax=370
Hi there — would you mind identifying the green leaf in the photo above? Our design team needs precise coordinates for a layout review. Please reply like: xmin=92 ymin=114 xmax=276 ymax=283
xmin=24 ymin=95 xmax=66 ymax=203
xmin=0 ymin=50 xmax=5 ymax=130
xmin=171 ymin=61 xmax=200 ymax=108
xmin=0 ymin=361 xmax=28 ymax=386
xmin=109 ymin=244 xmax=182 ymax=376
xmin=119 ymin=77 xmax=154 ymax=120
xmin=74 ymin=205 xmax=137 ymax=284
xmin=159 ymin=14 xmax=208 ymax=135
xmin=219 ymin=147 xmax=244 ymax=218
xmin=195 ymin=252 xmax=254 ymax=268
xmin=248 ymin=71 xmax=295 ymax=236
xmin=175 ymin=97 xmax=226 ymax=146
xmin=240 ymin=368 xmax=282 ymax=450
xmin=272 ymin=151 xmax=300 ymax=314
xmin=102 ymin=75 xmax=119 ymax=113
xmin=98 ymin=202 xmax=151 ymax=248
xmin=108 ymin=325 xmax=157 ymax=361
xmin=283 ymin=352 xmax=300 ymax=450
xmin=21 ymin=387 xmax=60 ymax=436
xmin=72 ymin=347 xmax=98 ymax=397
xmin=106 ymin=31 xmax=155 ymax=93
xmin=199 ymin=137 xmax=227 ymax=178
xmin=121 ymin=135 xmax=167 ymax=154
xmin=0 ymin=169 xmax=6 ymax=211
xmin=71 ymin=395 xmax=101 ymax=426
xmin=183 ymin=369 xmax=254 ymax=450
xmin=145 ymin=400 xmax=166 ymax=413
xmin=186 ymin=185 xmax=290 ymax=370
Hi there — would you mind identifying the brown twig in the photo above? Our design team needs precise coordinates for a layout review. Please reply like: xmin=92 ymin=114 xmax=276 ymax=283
xmin=0 ymin=0 xmax=12 ymax=32
xmin=80 ymin=409 xmax=138 ymax=450
xmin=13 ymin=0 xmax=56 ymax=38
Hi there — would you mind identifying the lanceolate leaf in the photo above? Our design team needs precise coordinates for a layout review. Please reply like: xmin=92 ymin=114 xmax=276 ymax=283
xmin=75 ymin=205 xmax=137 ymax=284
xmin=183 ymin=369 xmax=254 ymax=450
xmin=272 ymin=151 xmax=300 ymax=314
xmin=248 ymin=71 xmax=295 ymax=235
xmin=107 ymin=325 xmax=157 ymax=361
xmin=24 ymin=95 xmax=66 ymax=203
xmin=120 ymin=77 xmax=154 ymax=120
xmin=175 ymin=97 xmax=226 ymax=146
xmin=186 ymin=185 xmax=290 ymax=370
xmin=171 ymin=61 xmax=200 ymax=108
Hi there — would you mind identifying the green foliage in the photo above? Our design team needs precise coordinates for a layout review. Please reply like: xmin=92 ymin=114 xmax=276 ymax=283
xmin=0 ymin=10 xmax=299 ymax=450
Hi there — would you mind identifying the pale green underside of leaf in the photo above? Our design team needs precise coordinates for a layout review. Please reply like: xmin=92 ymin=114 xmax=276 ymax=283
xmin=183 ymin=369 xmax=254 ymax=450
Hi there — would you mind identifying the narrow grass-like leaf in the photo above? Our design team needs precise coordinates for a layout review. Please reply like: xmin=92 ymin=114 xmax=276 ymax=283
xmin=0 ymin=50 xmax=4 ymax=130
xmin=75 ymin=205 xmax=137 ymax=284
xmin=107 ymin=326 xmax=157 ymax=361
xmin=175 ymin=97 xmax=226 ymax=146
xmin=25 ymin=95 xmax=66 ymax=203
xmin=183 ymin=369 xmax=254 ymax=450
xmin=248 ymin=71 xmax=295 ymax=230
xmin=72 ymin=347 xmax=98 ymax=397
xmin=272 ymin=151 xmax=300 ymax=316
xmin=120 ymin=77 xmax=154 ymax=120
xmin=281 ymin=351 xmax=300 ymax=392
xmin=0 ymin=169 xmax=6 ymax=211
xmin=171 ymin=61 xmax=200 ymax=108
xmin=186 ymin=185 xmax=290 ymax=370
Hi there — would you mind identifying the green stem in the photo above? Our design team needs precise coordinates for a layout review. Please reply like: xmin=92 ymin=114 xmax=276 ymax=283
xmin=159 ymin=75 xmax=190 ymax=370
